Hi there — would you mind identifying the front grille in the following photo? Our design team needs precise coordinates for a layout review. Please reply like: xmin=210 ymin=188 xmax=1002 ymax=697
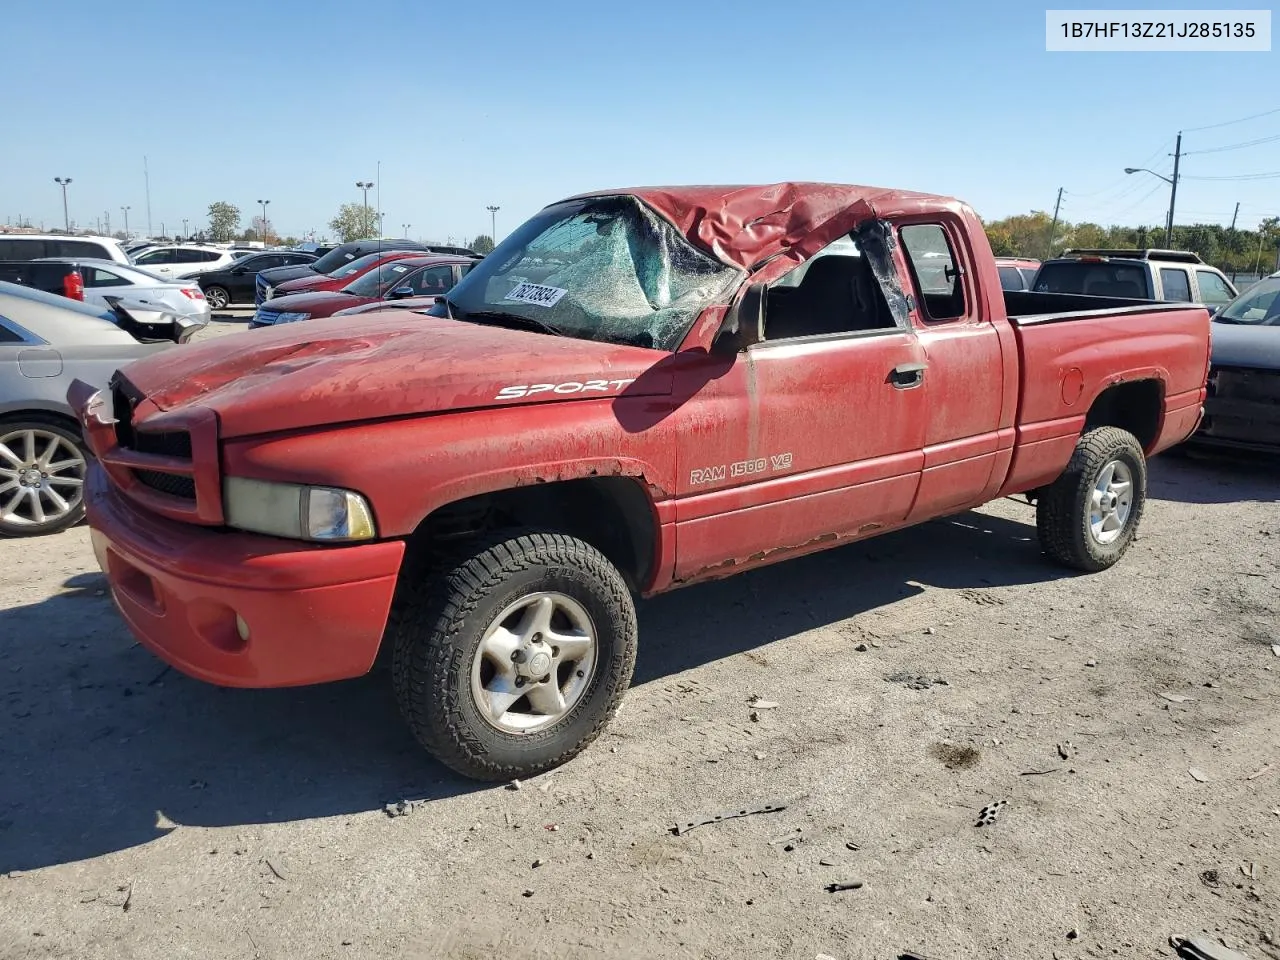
xmin=255 ymin=276 xmax=268 ymax=305
xmin=1202 ymin=366 xmax=1280 ymax=446
xmin=255 ymin=309 xmax=279 ymax=326
xmin=133 ymin=430 xmax=192 ymax=458
xmin=133 ymin=470 xmax=197 ymax=500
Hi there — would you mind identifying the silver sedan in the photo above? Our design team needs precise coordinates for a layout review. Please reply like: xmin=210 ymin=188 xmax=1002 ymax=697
xmin=38 ymin=258 xmax=212 ymax=325
xmin=0 ymin=283 xmax=177 ymax=536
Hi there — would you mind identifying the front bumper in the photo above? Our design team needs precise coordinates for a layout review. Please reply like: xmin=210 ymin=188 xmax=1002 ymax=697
xmin=87 ymin=464 xmax=405 ymax=687
xmin=1195 ymin=365 xmax=1280 ymax=450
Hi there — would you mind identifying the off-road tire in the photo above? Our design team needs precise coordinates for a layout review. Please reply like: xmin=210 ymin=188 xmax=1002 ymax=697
xmin=1037 ymin=426 xmax=1147 ymax=572
xmin=390 ymin=530 xmax=637 ymax=781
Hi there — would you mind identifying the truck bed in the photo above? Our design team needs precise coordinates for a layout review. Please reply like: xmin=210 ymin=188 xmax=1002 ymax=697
xmin=995 ymin=291 xmax=1210 ymax=497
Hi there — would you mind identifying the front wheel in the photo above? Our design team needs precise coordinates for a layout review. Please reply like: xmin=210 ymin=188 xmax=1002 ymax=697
xmin=390 ymin=531 xmax=637 ymax=781
xmin=1036 ymin=426 xmax=1147 ymax=572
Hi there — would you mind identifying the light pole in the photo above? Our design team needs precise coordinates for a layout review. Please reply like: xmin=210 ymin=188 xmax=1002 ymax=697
xmin=356 ymin=181 xmax=374 ymax=237
xmin=1123 ymin=168 xmax=1175 ymax=246
xmin=182 ymin=218 xmax=189 ymax=239
xmin=402 ymin=222 xmax=411 ymax=238
xmin=378 ymin=210 xmax=385 ymax=237
xmin=54 ymin=177 xmax=72 ymax=232
xmin=486 ymin=204 xmax=500 ymax=245
xmin=104 ymin=211 xmax=111 ymax=236
xmin=1124 ymin=132 xmax=1181 ymax=248
xmin=120 ymin=205 xmax=131 ymax=238
xmin=258 ymin=199 xmax=270 ymax=244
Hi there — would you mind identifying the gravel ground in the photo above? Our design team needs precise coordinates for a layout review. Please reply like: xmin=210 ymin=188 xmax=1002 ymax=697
xmin=1 ymin=317 xmax=1277 ymax=959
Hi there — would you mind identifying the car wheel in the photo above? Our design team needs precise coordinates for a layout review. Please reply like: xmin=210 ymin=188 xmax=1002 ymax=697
xmin=1036 ymin=426 xmax=1147 ymax=572
xmin=0 ymin=419 xmax=89 ymax=537
xmin=390 ymin=530 xmax=637 ymax=781
xmin=204 ymin=286 xmax=230 ymax=310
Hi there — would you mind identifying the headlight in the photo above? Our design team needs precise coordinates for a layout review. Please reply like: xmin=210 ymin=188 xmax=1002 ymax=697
xmin=222 ymin=477 xmax=376 ymax=541
xmin=273 ymin=311 xmax=310 ymax=324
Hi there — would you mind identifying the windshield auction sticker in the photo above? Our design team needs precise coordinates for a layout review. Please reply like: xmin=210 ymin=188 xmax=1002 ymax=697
xmin=1046 ymin=10 xmax=1271 ymax=50
xmin=504 ymin=282 xmax=568 ymax=308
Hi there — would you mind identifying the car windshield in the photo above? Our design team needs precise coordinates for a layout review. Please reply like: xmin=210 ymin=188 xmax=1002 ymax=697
xmin=1216 ymin=277 xmax=1280 ymax=325
xmin=342 ymin=261 xmax=416 ymax=297
xmin=331 ymin=252 xmax=402 ymax=279
xmin=107 ymin=263 xmax=174 ymax=285
xmin=312 ymin=246 xmax=364 ymax=274
xmin=435 ymin=196 xmax=741 ymax=350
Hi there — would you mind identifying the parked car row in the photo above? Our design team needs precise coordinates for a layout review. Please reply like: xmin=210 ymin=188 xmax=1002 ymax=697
xmin=250 ymin=253 xmax=474 ymax=327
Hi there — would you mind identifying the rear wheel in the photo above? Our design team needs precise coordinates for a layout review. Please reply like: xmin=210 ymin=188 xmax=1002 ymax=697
xmin=390 ymin=530 xmax=637 ymax=781
xmin=0 ymin=420 xmax=88 ymax=537
xmin=204 ymin=285 xmax=230 ymax=310
xmin=1036 ymin=426 xmax=1147 ymax=572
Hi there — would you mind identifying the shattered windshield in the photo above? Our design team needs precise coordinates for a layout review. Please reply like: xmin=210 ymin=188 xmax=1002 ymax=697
xmin=435 ymin=196 xmax=741 ymax=350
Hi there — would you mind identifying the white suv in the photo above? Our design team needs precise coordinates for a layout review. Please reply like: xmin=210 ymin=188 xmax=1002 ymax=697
xmin=0 ymin=233 xmax=130 ymax=264
xmin=129 ymin=245 xmax=239 ymax=279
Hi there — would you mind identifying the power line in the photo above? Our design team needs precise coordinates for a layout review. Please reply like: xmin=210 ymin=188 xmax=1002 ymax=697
xmin=1183 ymin=171 xmax=1280 ymax=181
xmin=1065 ymin=138 xmax=1176 ymax=198
xmin=1182 ymin=105 xmax=1280 ymax=133
xmin=1181 ymin=132 xmax=1280 ymax=156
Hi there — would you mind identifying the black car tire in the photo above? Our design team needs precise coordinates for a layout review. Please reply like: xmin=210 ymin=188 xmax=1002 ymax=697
xmin=390 ymin=530 xmax=637 ymax=781
xmin=1037 ymin=426 xmax=1147 ymax=572
xmin=0 ymin=417 xmax=89 ymax=538
xmin=204 ymin=285 xmax=230 ymax=310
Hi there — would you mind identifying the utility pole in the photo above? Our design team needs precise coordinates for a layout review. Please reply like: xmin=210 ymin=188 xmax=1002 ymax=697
xmin=120 ymin=205 xmax=131 ymax=238
xmin=487 ymin=205 xmax=500 ymax=246
xmin=1227 ymin=202 xmax=1241 ymax=280
xmin=1165 ymin=132 xmax=1182 ymax=248
xmin=1044 ymin=187 xmax=1063 ymax=259
xmin=144 ymin=156 xmax=153 ymax=238
xmin=54 ymin=177 xmax=72 ymax=231
xmin=104 ymin=211 xmax=111 ymax=236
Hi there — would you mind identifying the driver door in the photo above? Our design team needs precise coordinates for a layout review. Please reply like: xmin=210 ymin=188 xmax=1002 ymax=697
xmin=670 ymin=242 xmax=927 ymax=581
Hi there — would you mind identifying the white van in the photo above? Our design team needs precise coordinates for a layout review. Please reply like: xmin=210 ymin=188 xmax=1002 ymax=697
xmin=0 ymin=233 xmax=130 ymax=264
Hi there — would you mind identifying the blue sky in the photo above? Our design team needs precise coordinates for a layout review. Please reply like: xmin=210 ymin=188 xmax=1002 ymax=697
xmin=2 ymin=0 xmax=1275 ymax=242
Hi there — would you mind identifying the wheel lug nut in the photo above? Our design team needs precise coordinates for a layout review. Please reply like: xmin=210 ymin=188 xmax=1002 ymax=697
xmin=551 ymin=646 xmax=560 ymax=657
xmin=531 ymin=633 xmax=543 ymax=643
xmin=576 ymin=670 xmax=585 ymax=678
xmin=515 ymin=677 xmax=526 ymax=688
xmin=511 ymin=650 xmax=526 ymax=663
xmin=540 ymin=675 xmax=551 ymax=684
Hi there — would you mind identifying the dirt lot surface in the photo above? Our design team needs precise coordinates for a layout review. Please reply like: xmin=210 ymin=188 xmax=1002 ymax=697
xmin=2 ymin=318 xmax=1278 ymax=959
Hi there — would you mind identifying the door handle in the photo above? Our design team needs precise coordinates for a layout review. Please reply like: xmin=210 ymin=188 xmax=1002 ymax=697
xmin=889 ymin=362 xmax=927 ymax=389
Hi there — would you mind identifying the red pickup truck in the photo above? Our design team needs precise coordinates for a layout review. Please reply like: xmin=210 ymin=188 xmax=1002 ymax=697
xmin=71 ymin=182 xmax=1210 ymax=781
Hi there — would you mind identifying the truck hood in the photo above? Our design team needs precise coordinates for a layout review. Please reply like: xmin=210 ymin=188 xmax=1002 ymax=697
xmin=276 ymin=273 xmax=340 ymax=295
xmin=1211 ymin=320 xmax=1280 ymax=370
xmin=257 ymin=264 xmax=319 ymax=287
xmin=120 ymin=313 xmax=673 ymax=438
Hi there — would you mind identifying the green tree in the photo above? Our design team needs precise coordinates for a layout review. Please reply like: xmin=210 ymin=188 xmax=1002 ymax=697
xmin=329 ymin=203 xmax=378 ymax=242
xmin=471 ymin=234 xmax=495 ymax=254
xmin=207 ymin=201 xmax=241 ymax=242
xmin=280 ymin=235 xmax=300 ymax=247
